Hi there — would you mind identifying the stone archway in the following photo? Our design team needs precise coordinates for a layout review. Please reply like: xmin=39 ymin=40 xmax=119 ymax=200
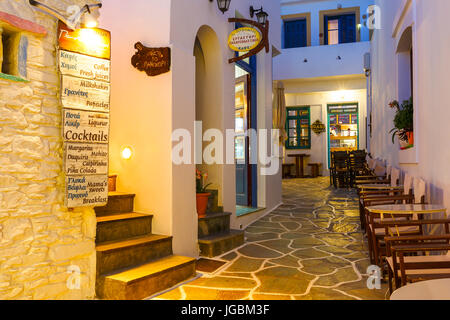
xmin=194 ymin=25 xmax=224 ymax=208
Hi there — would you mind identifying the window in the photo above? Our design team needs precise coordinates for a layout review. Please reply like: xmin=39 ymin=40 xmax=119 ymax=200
xmin=1 ymin=29 xmax=20 ymax=76
xmin=324 ymin=14 xmax=356 ymax=45
xmin=284 ymin=19 xmax=307 ymax=49
xmin=286 ymin=106 xmax=311 ymax=149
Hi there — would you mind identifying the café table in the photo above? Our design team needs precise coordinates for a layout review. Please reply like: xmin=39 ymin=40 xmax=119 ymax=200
xmin=288 ymin=154 xmax=310 ymax=178
xmin=358 ymin=184 xmax=403 ymax=191
xmin=390 ymin=278 xmax=450 ymax=300
xmin=366 ymin=204 xmax=447 ymax=220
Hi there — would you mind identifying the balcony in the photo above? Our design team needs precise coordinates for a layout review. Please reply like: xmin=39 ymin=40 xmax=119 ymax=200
xmin=274 ymin=41 xmax=371 ymax=80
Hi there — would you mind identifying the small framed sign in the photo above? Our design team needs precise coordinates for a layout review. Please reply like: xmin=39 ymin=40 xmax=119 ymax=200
xmin=131 ymin=42 xmax=171 ymax=77
xmin=228 ymin=27 xmax=261 ymax=52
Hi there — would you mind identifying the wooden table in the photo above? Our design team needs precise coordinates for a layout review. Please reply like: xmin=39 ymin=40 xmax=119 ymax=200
xmin=358 ymin=184 xmax=403 ymax=191
xmin=288 ymin=154 xmax=310 ymax=178
xmin=366 ymin=204 xmax=447 ymax=220
xmin=390 ymin=278 xmax=450 ymax=300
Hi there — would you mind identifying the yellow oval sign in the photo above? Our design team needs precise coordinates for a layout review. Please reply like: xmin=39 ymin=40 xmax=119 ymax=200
xmin=228 ymin=27 xmax=261 ymax=52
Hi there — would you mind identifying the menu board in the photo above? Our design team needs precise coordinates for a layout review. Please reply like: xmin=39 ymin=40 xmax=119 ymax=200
xmin=351 ymin=114 xmax=358 ymax=124
xmin=338 ymin=114 xmax=350 ymax=125
xmin=58 ymin=23 xmax=111 ymax=208
xmin=329 ymin=115 xmax=337 ymax=124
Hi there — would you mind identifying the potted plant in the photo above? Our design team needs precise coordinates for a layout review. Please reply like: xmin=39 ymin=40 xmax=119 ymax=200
xmin=196 ymin=169 xmax=212 ymax=218
xmin=389 ymin=98 xmax=414 ymax=149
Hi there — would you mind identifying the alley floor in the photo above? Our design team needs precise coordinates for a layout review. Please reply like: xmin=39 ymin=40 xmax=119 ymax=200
xmin=154 ymin=177 xmax=388 ymax=300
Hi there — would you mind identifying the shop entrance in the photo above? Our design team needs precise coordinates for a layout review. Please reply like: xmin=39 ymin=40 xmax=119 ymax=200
xmin=235 ymin=57 xmax=257 ymax=210
xmin=327 ymin=103 xmax=359 ymax=168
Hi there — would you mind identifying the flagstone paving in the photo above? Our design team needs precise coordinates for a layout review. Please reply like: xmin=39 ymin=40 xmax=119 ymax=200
xmin=153 ymin=178 xmax=388 ymax=300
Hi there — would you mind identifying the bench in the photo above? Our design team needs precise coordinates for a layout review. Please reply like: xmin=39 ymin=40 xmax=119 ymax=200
xmin=308 ymin=163 xmax=322 ymax=178
xmin=282 ymin=164 xmax=295 ymax=179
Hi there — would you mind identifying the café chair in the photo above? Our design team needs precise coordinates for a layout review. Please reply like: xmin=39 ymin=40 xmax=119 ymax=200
xmin=384 ymin=220 xmax=450 ymax=293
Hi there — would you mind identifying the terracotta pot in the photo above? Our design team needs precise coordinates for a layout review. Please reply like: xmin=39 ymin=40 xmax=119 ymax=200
xmin=406 ymin=131 xmax=414 ymax=146
xmin=196 ymin=193 xmax=210 ymax=218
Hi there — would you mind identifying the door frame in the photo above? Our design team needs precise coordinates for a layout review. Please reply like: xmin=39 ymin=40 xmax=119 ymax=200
xmin=326 ymin=103 xmax=360 ymax=168
xmin=235 ymin=38 xmax=257 ymax=207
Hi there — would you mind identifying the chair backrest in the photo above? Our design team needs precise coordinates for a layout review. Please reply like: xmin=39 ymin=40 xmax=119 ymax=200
xmin=374 ymin=164 xmax=386 ymax=177
xmin=413 ymin=178 xmax=426 ymax=204
xmin=390 ymin=168 xmax=400 ymax=186
xmin=403 ymin=174 xmax=414 ymax=195
xmin=386 ymin=165 xmax=392 ymax=178
xmin=368 ymin=158 xmax=376 ymax=170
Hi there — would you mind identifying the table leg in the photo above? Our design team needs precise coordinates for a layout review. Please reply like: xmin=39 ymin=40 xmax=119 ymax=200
xmin=295 ymin=157 xmax=301 ymax=178
xmin=299 ymin=156 xmax=305 ymax=178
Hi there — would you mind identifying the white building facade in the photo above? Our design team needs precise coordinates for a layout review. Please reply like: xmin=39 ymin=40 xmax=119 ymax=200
xmin=274 ymin=0 xmax=374 ymax=175
xmin=369 ymin=0 xmax=450 ymax=211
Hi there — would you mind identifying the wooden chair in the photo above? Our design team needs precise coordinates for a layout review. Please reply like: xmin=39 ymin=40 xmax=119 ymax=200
xmin=363 ymin=195 xmax=418 ymax=267
xmin=384 ymin=220 xmax=450 ymax=293
xmin=331 ymin=151 xmax=350 ymax=188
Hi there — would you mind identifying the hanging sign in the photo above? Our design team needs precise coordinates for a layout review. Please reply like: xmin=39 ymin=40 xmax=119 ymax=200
xmin=311 ymin=120 xmax=326 ymax=135
xmin=59 ymin=50 xmax=110 ymax=82
xmin=228 ymin=18 xmax=270 ymax=64
xmin=58 ymin=22 xmax=111 ymax=59
xmin=59 ymin=22 xmax=111 ymax=208
xmin=228 ymin=27 xmax=261 ymax=52
xmin=131 ymin=42 xmax=171 ymax=77
xmin=61 ymin=75 xmax=110 ymax=112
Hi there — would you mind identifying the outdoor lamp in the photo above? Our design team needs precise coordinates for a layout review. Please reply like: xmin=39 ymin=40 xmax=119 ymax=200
xmin=121 ymin=147 xmax=133 ymax=160
xmin=250 ymin=6 xmax=269 ymax=25
xmin=210 ymin=0 xmax=231 ymax=14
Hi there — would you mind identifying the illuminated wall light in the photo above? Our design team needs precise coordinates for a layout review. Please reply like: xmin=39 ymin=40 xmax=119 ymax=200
xmin=121 ymin=147 xmax=133 ymax=160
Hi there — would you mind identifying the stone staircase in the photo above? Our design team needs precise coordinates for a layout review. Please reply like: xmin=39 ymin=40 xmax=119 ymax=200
xmin=198 ymin=190 xmax=244 ymax=257
xmin=95 ymin=192 xmax=196 ymax=300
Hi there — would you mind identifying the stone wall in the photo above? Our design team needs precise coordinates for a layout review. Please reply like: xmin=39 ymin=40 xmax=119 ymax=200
xmin=0 ymin=0 xmax=101 ymax=300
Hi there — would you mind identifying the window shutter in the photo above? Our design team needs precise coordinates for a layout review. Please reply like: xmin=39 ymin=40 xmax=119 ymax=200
xmin=339 ymin=14 xmax=356 ymax=43
xmin=284 ymin=19 xmax=307 ymax=49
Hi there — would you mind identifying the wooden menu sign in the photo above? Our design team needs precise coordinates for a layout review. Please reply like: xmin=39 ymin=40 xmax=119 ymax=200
xmin=59 ymin=50 xmax=110 ymax=82
xmin=65 ymin=175 xmax=108 ymax=207
xmin=61 ymin=75 xmax=110 ymax=113
xmin=58 ymin=22 xmax=111 ymax=59
xmin=65 ymin=143 xmax=109 ymax=175
xmin=59 ymin=22 xmax=111 ymax=208
xmin=131 ymin=42 xmax=171 ymax=76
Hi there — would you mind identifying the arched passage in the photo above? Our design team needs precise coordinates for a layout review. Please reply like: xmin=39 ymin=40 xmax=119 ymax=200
xmin=194 ymin=25 xmax=224 ymax=207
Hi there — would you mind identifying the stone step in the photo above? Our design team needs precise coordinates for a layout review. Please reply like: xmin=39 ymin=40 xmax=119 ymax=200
xmin=95 ymin=192 xmax=136 ymax=216
xmin=198 ymin=212 xmax=231 ymax=238
xmin=96 ymin=235 xmax=172 ymax=275
xmin=198 ymin=230 xmax=245 ymax=258
xmin=97 ymin=255 xmax=197 ymax=300
xmin=96 ymin=213 xmax=153 ymax=244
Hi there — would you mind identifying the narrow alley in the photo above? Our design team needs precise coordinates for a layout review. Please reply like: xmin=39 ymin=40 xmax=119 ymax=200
xmin=154 ymin=178 xmax=387 ymax=300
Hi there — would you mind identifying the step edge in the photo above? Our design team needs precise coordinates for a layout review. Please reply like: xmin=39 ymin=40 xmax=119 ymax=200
xmin=104 ymin=256 xmax=197 ymax=285
xmin=96 ymin=235 xmax=173 ymax=252
xmin=97 ymin=213 xmax=153 ymax=223
xmin=198 ymin=230 xmax=245 ymax=243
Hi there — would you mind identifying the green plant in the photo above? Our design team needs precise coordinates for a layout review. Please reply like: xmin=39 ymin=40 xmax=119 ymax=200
xmin=196 ymin=169 xmax=212 ymax=194
xmin=389 ymin=98 xmax=413 ymax=144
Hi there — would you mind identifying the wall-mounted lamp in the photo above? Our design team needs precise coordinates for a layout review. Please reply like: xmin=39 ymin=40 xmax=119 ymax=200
xmin=250 ymin=6 xmax=269 ymax=25
xmin=209 ymin=0 xmax=231 ymax=14
xmin=29 ymin=0 xmax=102 ymax=30
xmin=121 ymin=147 xmax=133 ymax=160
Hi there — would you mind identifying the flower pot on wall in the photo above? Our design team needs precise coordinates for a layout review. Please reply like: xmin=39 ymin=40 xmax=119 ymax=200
xmin=406 ymin=131 xmax=414 ymax=147
xmin=196 ymin=193 xmax=211 ymax=218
